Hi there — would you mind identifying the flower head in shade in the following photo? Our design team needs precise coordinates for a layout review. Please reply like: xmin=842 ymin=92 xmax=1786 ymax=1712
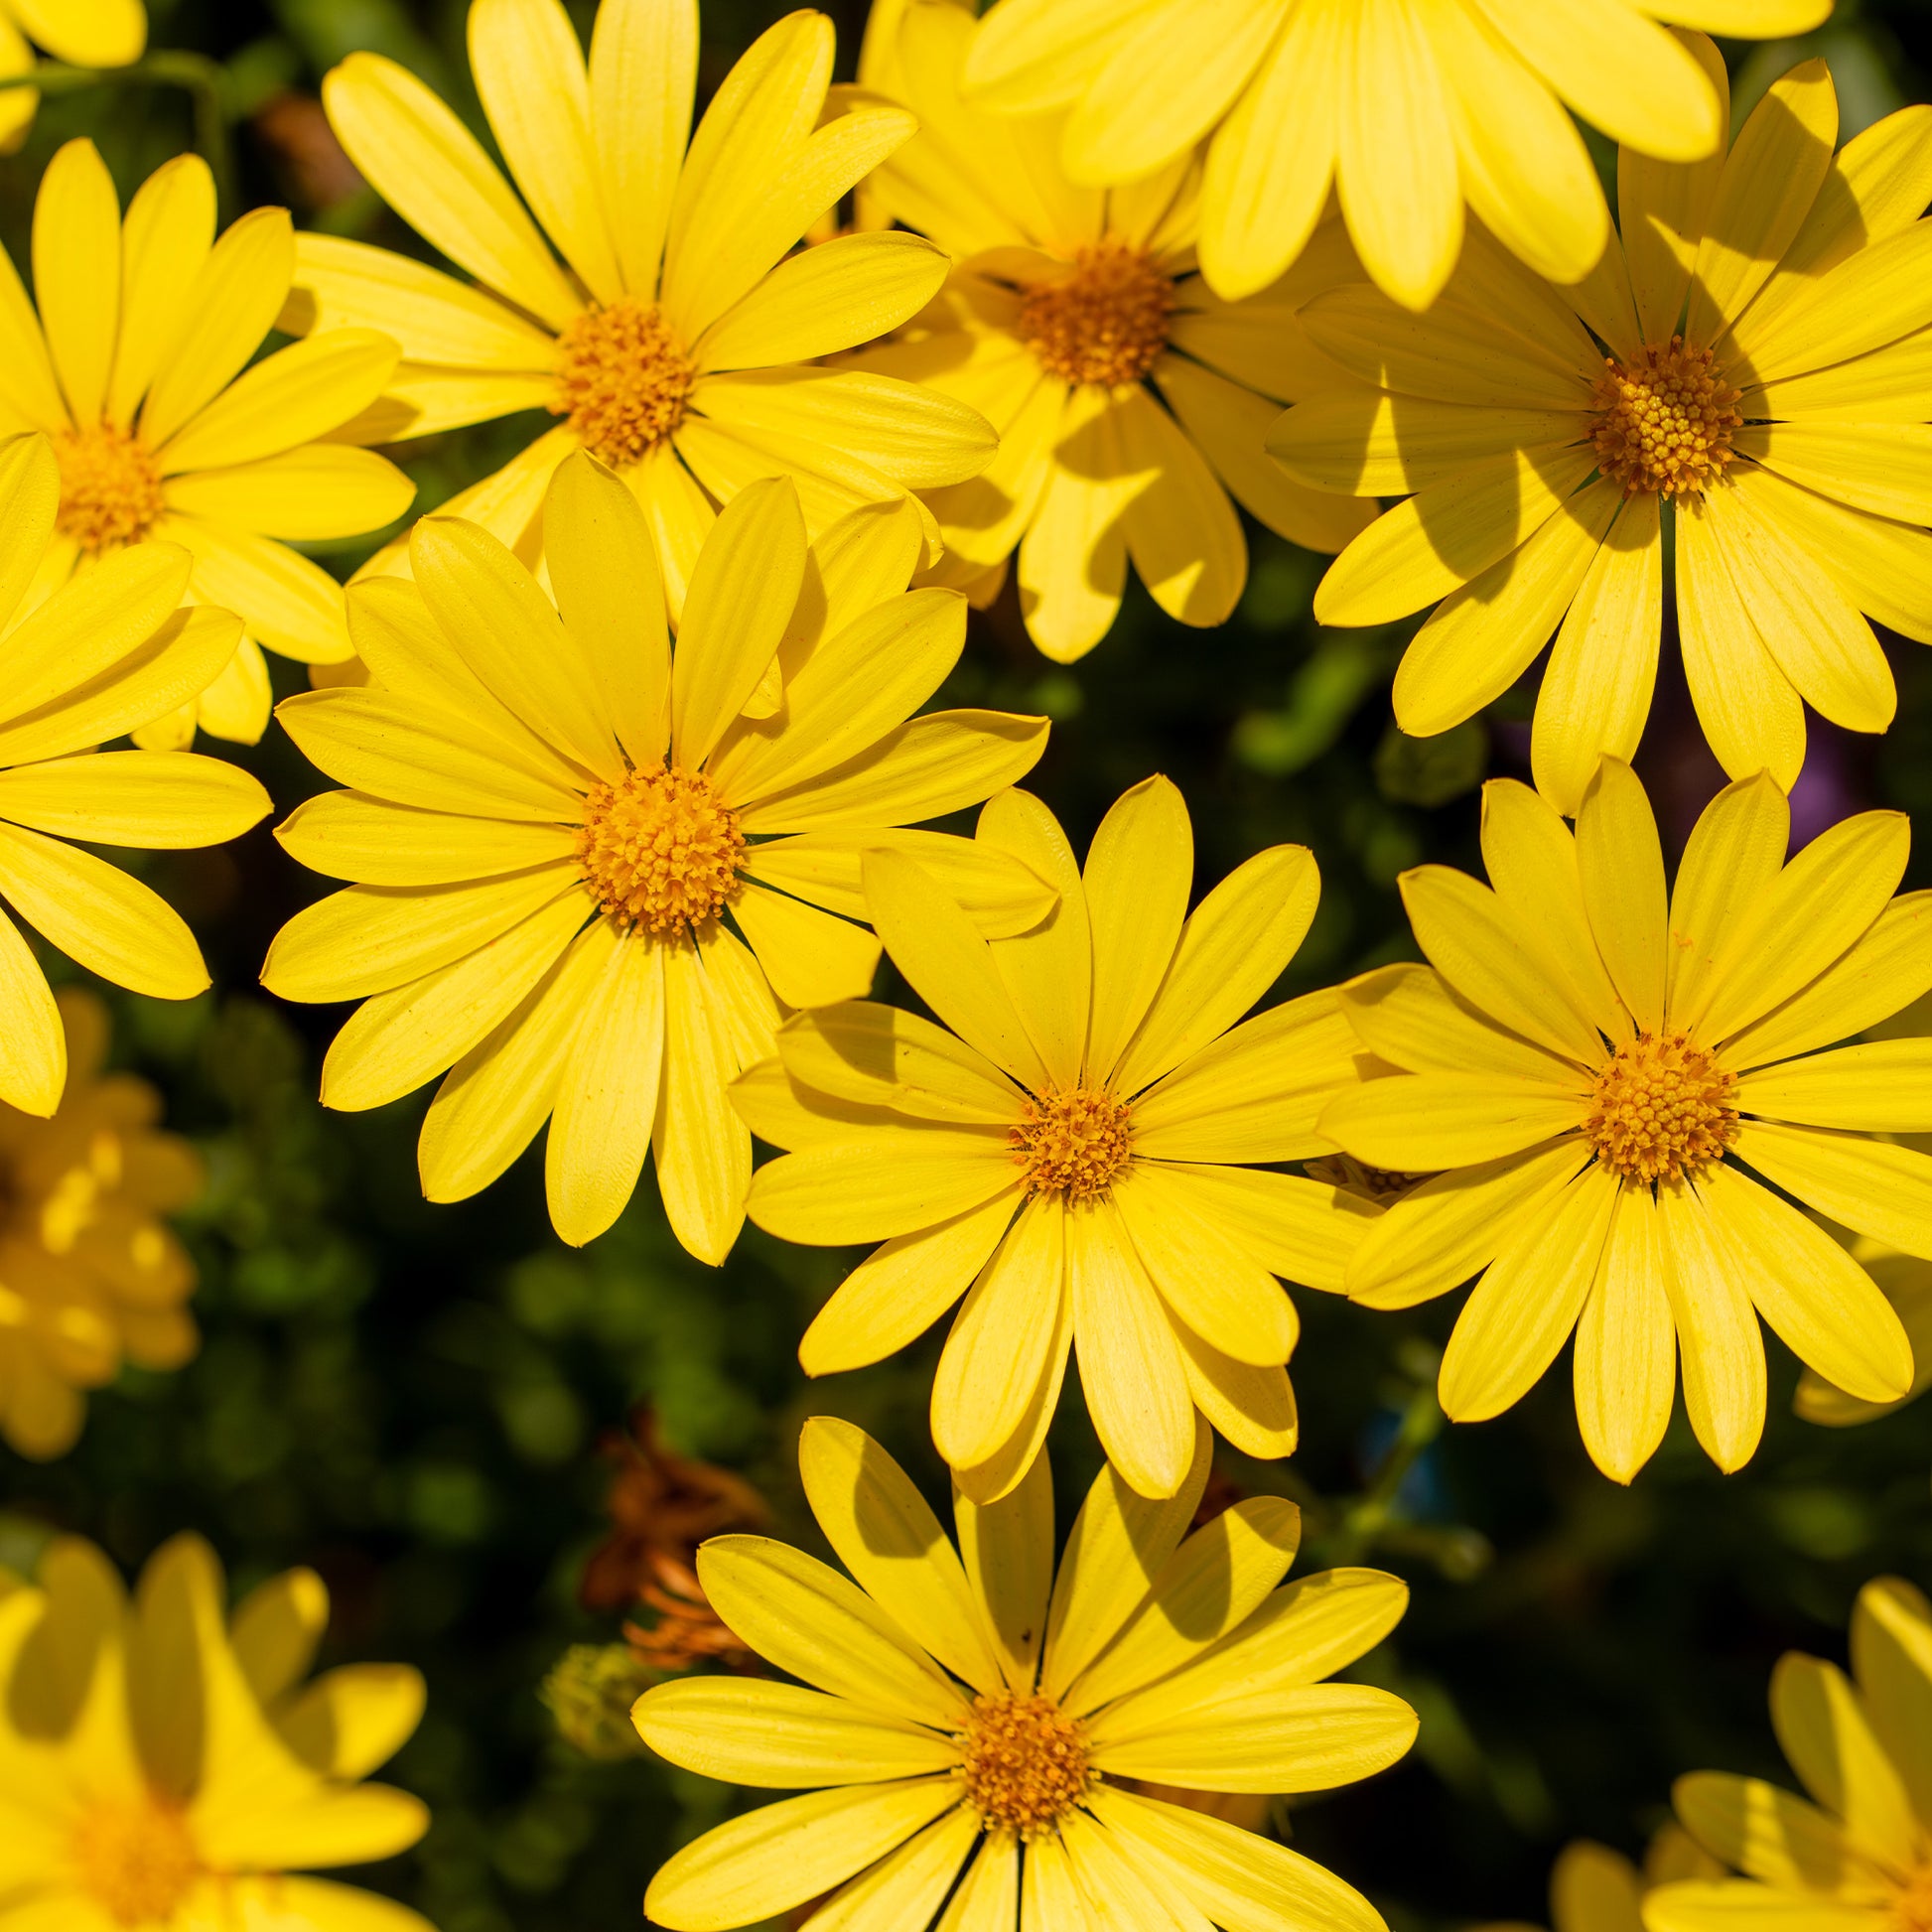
xmin=284 ymin=0 xmax=997 ymax=613
xmin=843 ymin=0 xmax=1370 ymax=662
xmin=0 ymin=432 xmax=270 ymax=1117
xmin=1272 ymin=59 xmax=1932 ymax=814
xmin=960 ymin=0 xmax=1828 ymax=309
xmin=0 ymin=1530 xmax=432 ymax=1931
xmin=738 ymin=775 xmax=1373 ymax=1501
xmin=5 ymin=141 xmax=415 ymax=748
xmin=0 ymin=989 xmax=203 ymax=1460
xmin=264 ymin=453 xmax=1051 ymax=1262
xmin=633 ymin=1416 xmax=1415 ymax=1932
xmin=1473 ymin=1831 xmax=1724 ymax=1932
xmin=1321 ymin=760 xmax=1929 ymax=1482
xmin=0 ymin=0 xmax=144 ymax=152
xmin=1647 ymin=1575 xmax=1932 ymax=1932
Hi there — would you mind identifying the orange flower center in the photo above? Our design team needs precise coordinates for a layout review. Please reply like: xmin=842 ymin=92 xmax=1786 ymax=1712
xmin=1585 ymin=1031 xmax=1737 ymax=1183
xmin=551 ymin=299 xmax=695 ymax=469
xmin=956 ymin=1690 xmax=1091 ymax=1839
xmin=1589 ymin=336 xmax=1743 ymax=498
xmin=71 ymin=1796 xmax=200 ymax=1926
xmin=1018 ymin=241 xmax=1173 ymax=388
xmin=576 ymin=764 xmax=745 ymax=932
xmin=53 ymin=422 xmax=166 ymax=553
xmin=1894 ymin=1863 xmax=1932 ymax=1932
xmin=1010 ymin=1086 xmax=1133 ymax=1202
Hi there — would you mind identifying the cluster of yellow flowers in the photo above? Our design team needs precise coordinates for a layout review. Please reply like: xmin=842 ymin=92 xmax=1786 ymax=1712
xmin=5 ymin=0 xmax=1932 ymax=1925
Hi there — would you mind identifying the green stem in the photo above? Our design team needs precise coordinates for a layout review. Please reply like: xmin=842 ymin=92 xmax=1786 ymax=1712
xmin=0 ymin=54 xmax=232 ymax=216
xmin=1327 ymin=1381 xmax=1443 ymax=1566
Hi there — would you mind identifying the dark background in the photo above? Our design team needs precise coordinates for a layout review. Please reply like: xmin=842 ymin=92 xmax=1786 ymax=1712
xmin=3 ymin=4 xmax=1932 ymax=1928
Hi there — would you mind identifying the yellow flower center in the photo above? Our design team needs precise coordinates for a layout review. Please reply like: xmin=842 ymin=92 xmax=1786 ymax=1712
xmin=71 ymin=1795 xmax=200 ymax=1927
xmin=1894 ymin=1863 xmax=1932 ymax=1932
xmin=956 ymin=1690 xmax=1092 ymax=1839
xmin=1018 ymin=241 xmax=1173 ymax=388
xmin=53 ymin=422 xmax=166 ymax=553
xmin=1589 ymin=336 xmax=1743 ymax=499
xmin=551 ymin=299 xmax=695 ymax=469
xmin=1011 ymin=1086 xmax=1133 ymax=1202
xmin=1584 ymin=1031 xmax=1738 ymax=1184
xmin=576 ymin=765 xmax=745 ymax=932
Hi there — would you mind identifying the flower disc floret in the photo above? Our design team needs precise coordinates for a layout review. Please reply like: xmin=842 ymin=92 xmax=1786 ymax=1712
xmin=1589 ymin=337 xmax=1743 ymax=499
xmin=1585 ymin=1031 xmax=1737 ymax=1183
xmin=551 ymin=300 xmax=695 ymax=468
xmin=52 ymin=423 xmax=165 ymax=552
xmin=576 ymin=766 xmax=746 ymax=932
xmin=1011 ymin=1086 xmax=1133 ymax=1200
xmin=1018 ymin=242 xmax=1174 ymax=389
xmin=71 ymin=1798 xmax=200 ymax=1927
xmin=1894 ymin=1863 xmax=1932 ymax=1932
xmin=955 ymin=1690 xmax=1091 ymax=1839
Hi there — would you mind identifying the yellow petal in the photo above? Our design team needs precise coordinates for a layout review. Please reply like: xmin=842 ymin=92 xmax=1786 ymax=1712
xmin=774 ymin=1001 xmax=1023 ymax=1125
xmin=643 ymin=1780 xmax=961 ymax=1932
xmin=322 ymin=51 xmax=580 ymax=331
xmin=953 ymin=1450 xmax=1053 ymax=1699
xmin=542 ymin=927 xmax=665 ymax=1245
xmin=34 ymin=138 xmax=120 ymax=428
xmin=1670 ymin=1773 xmax=1888 ymax=1900
xmin=469 ymin=0 xmax=621 ymax=303
xmin=0 ymin=822 xmax=207 ymax=998
xmin=0 ymin=238 xmax=64 ymax=436
xmin=1852 ymin=1578 xmax=1932 ymax=1833
xmin=1769 ymin=1651 xmax=1919 ymax=1873
xmin=1575 ymin=756 xmax=1667 ymax=1034
xmin=419 ymin=920 xmax=616 ymax=1201
xmin=108 ymin=155 xmax=216 ymax=431
xmin=164 ymin=447 xmax=415 ymax=544
xmin=1084 ymin=774 xmax=1192 ymax=1083
xmin=1067 ymin=1200 xmax=1195 ymax=1500
xmin=164 ymin=515 xmax=355 ymax=665
xmin=275 ymin=1664 xmax=425 ymax=1780
xmin=588 ymin=0 xmax=696 ymax=300
xmin=262 ymin=867 xmax=581 ymax=1004
xmin=931 ymin=1196 xmax=1067 ymax=1471
xmin=1574 ymin=1185 xmax=1676 ymax=1483
xmin=141 ymin=207 xmax=296 ymax=450
xmin=0 ymin=751 xmax=267 ymax=848
xmin=1147 ymin=1161 xmax=1375 ymax=1295
xmin=1686 ymin=59 xmax=1837 ymax=346
xmin=670 ymin=476 xmax=805 ymax=767
xmin=804 ymin=1808 xmax=982 ymax=1932
xmin=796 ymin=1188 xmax=1021 ymax=1377
xmin=1733 ymin=1119 xmax=1932 ymax=1265
xmin=0 ymin=903 xmax=64 ymax=1114
xmin=798 ymin=1416 xmax=1005 ymax=1693
xmin=0 ymin=433 xmax=59 ymax=628
xmin=1438 ymin=1161 xmax=1618 ymax=1421
xmin=1656 ymin=1173 xmax=1765 ymax=1472
xmin=1699 ymin=1160 xmax=1912 ymax=1407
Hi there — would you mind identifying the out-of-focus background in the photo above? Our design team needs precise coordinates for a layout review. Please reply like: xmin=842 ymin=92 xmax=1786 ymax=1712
xmin=3 ymin=4 xmax=1932 ymax=1928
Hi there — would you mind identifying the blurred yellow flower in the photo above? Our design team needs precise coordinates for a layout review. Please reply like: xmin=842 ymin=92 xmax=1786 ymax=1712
xmin=0 ymin=432 xmax=270 ymax=1118
xmin=1272 ymin=59 xmax=1932 ymax=814
xmin=264 ymin=453 xmax=1050 ymax=1262
xmin=1648 ymin=1575 xmax=1932 ymax=1932
xmin=1474 ymin=1830 xmax=1724 ymax=1932
xmin=5 ymin=141 xmax=416 ymax=747
xmin=0 ymin=1529 xmax=432 ymax=1931
xmin=0 ymin=0 xmax=145 ymax=152
xmin=961 ymin=0 xmax=1830 ymax=308
xmin=1322 ymin=761 xmax=1926 ymax=1482
xmin=845 ymin=0 xmax=1370 ymax=663
xmin=634 ymin=1416 xmax=1414 ymax=1932
xmin=738 ymin=775 xmax=1370 ymax=1500
xmin=286 ymin=0 xmax=996 ymax=614
xmin=0 ymin=988 xmax=202 ymax=1460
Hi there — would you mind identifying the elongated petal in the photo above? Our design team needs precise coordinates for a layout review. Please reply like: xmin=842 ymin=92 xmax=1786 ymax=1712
xmin=1656 ymin=1174 xmax=1766 ymax=1472
xmin=275 ymin=792 xmax=577 ymax=888
xmin=746 ymin=1133 xmax=1017 ymax=1246
xmin=1575 ymin=1185 xmax=1676 ymax=1484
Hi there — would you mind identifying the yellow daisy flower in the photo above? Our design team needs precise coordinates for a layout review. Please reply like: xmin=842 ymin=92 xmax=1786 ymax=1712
xmin=960 ymin=0 xmax=1830 ymax=309
xmin=633 ymin=1416 xmax=1416 ymax=1932
xmin=0 ymin=988 xmax=203 ymax=1461
xmin=1475 ymin=1830 xmax=1724 ymax=1932
xmin=5 ymin=140 xmax=417 ymax=748
xmin=0 ymin=432 xmax=270 ymax=1119
xmin=263 ymin=452 xmax=1052 ymax=1263
xmin=284 ymin=0 xmax=997 ymax=614
xmin=738 ymin=775 xmax=1372 ymax=1501
xmin=0 ymin=1529 xmax=433 ymax=1931
xmin=0 ymin=0 xmax=144 ymax=153
xmin=1271 ymin=55 xmax=1932 ymax=814
xmin=1647 ymin=1574 xmax=1932 ymax=1932
xmin=843 ymin=0 xmax=1371 ymax=662
xmin=1320 ymin=759 xmax=1927 ymax=1483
